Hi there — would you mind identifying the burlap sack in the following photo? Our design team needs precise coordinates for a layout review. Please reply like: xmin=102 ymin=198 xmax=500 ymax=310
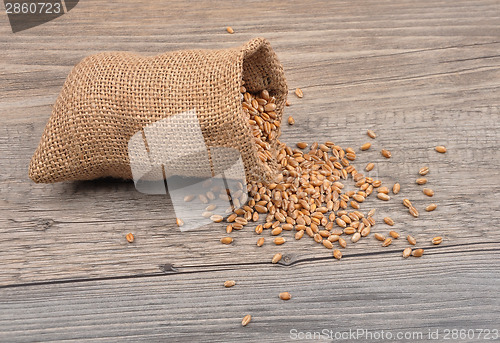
xmin=29 ymin=38 xmax=288 ymax=184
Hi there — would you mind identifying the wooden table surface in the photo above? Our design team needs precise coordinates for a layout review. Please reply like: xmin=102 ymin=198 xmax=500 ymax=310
xmin=1 ymin=0 xmax=499 ymax=342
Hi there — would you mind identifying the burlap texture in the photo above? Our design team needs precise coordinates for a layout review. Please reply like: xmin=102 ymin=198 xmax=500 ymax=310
xmin=29 ymin=38 xmax=288 ymax=183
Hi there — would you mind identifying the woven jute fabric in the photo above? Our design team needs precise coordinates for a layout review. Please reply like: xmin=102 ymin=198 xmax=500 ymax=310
xmin=29 ymin=38 xmax=288 ymax=183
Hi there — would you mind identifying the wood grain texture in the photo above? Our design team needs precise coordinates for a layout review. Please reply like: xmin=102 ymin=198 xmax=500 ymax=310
xmin=1 ymin=250 xmax=499 ymax=342
xmin=0 ymin=0 xmax=499 ymax=341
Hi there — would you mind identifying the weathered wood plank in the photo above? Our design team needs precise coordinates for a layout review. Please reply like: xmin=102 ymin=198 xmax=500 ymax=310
xmin=0 ymin=106 xmax=499 ymax=285
xmin=1 ymin=248 xmax=498 ymax=342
